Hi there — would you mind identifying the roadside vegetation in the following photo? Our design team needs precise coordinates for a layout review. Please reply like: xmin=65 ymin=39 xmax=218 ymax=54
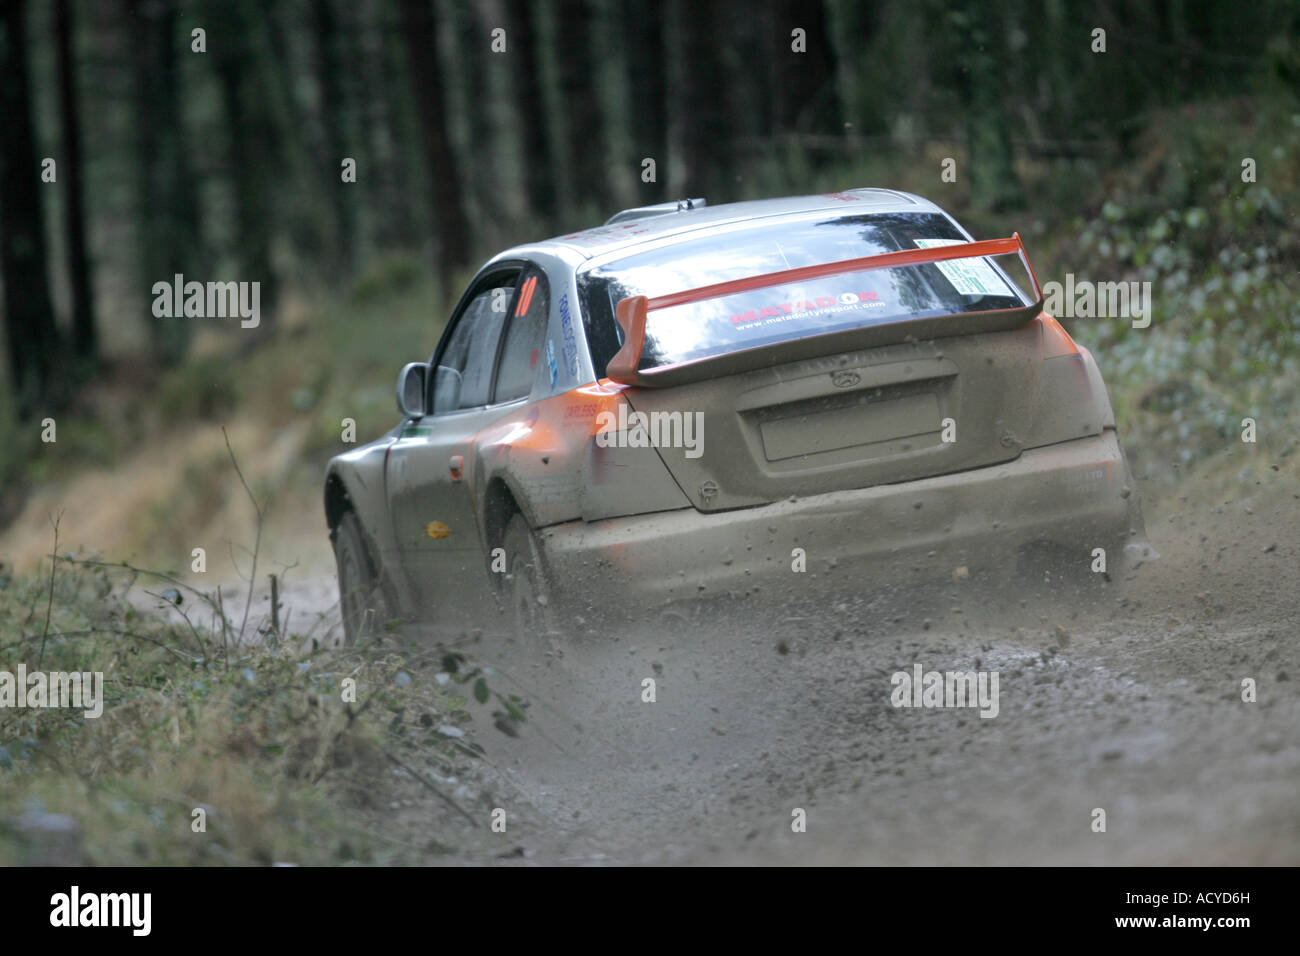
xmin=0 ymin=465 xmax=521 ymax=865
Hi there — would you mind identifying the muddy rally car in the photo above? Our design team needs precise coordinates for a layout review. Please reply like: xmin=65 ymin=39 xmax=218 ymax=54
xmin=325 ymin=189 xmax=1153 ymax=643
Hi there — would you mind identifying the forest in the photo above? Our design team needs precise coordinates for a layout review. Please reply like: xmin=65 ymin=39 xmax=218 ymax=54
xmin=0 ymin=0 xmax=1297 ymax=870
xmin=1 ymin=0 xmax=1294 ymax=418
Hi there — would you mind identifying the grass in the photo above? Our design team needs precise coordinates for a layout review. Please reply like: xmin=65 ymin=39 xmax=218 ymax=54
xmin=0 ymin=551 xmax=525 ymax=865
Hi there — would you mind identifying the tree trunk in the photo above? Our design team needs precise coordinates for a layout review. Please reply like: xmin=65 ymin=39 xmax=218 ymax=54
xmin=958 ymin=0 xmax=1023 ymax=211
xmin=625 ymin=0 xmax=667 ymax=204
xmin=672 ymin=0 xmax=733 ymax=200
xmin=398 ymin=0 xmax=472 ymax=281
xmin=132 ymin=0 xmax=196 ymax=361
xmin=770 ymin=0 xmax=842 ymax=139
xmin=210 ymin=0 xmax=278 ymax=320
xmin=454 ymin=1 xmax=502 ymax=233
xmin=371 ymin=0 xmax=420 ymax=249
xmin=505 ymin=0 xmax=559 ymax=230
xmin=555 ymin=0 xmax=611 ymax=221
xmin=0 ymin=0 xmax=66 ymax=418
xmin=312 ymin=0 xmax=357 ymax=273
xmin=55 ymin=0 xmax=96 ymax=366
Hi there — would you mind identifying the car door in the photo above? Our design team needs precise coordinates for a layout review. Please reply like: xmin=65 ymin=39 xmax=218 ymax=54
xmin=386 ymin=264 xmax=550 ymax=621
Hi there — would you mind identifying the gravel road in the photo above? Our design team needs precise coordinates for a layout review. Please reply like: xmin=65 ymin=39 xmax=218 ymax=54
xmin=271 ymin=462 xmax=1300 ymax=865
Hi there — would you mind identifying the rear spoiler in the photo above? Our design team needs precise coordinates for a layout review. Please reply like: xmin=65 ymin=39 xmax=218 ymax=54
xmin=606 ymin=233 xmax=1044 ymax=387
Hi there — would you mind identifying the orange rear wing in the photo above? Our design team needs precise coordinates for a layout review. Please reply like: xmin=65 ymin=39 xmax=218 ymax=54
xmin=607 ymin=233 xmax=1044 ymax=386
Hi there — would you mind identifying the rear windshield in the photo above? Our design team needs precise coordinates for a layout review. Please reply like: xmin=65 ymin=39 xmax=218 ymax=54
xmin=577 ymin=212 xmax=1031 ymax=372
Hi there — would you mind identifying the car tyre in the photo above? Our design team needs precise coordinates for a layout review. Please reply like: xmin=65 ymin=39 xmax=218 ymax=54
xmin=333 ymin=510 xmax=390 ymax=647
xmin=502 ymin=512 xmax=557 ymax=642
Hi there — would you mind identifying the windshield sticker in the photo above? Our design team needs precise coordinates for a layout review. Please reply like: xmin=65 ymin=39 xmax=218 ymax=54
xmin=729 ymin=291 xmax=886 ymax=328
xmin=913 ymin=238 xmax=1012 ymax=297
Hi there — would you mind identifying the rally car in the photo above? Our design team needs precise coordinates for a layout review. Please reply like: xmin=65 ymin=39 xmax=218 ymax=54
xmin=325 ymin=189 xmax=1154 ymax=643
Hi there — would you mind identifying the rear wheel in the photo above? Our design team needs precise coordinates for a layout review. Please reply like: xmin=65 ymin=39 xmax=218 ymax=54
xmin=333 ymin=510 xmax=390 ymax=647
xmin=502 ymin=513 xmax=557 ymax=641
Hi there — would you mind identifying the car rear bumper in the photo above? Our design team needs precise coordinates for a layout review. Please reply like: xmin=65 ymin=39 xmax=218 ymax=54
xmin=540 ymin=429 xmax=1154 ymax=611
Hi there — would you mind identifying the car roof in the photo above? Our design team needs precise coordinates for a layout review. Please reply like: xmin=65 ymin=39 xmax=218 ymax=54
xmin=491 ymin=189 xmax=947 ymax=266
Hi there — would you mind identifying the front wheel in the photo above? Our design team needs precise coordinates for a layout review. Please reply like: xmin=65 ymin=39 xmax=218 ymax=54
xmin=333 ymin=510 xmax=391 ymax=647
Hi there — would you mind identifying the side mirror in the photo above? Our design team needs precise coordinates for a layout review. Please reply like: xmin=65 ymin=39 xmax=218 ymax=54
xmin=396 ymin=362 xmax=429 ymax=419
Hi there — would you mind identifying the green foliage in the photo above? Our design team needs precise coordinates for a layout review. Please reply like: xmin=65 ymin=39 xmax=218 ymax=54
xmin=156 ymin=356 xmax=242 ymax=426
xmin=0 ymin=557 xmax=518 ymax=865
xmin=1049 ymin=99 xmax=1300 ymax=481
xmin=349 ymin=253 xmax=425 ymax=304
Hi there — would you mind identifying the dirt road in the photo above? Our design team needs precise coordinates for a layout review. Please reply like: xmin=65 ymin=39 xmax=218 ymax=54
xmin=271 ymin=460 xmax=1300 ymax=865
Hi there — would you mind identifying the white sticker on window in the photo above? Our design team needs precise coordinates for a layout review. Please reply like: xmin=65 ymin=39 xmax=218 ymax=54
xmin=913 ymin=238 xmax=1013 ymax=297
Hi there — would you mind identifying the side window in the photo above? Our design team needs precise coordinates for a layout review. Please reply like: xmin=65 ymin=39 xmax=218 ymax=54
xmin=432 ymin=273 xmax=517 ymax=413
xmin=577 ymin=272 xmax=625 ymax=376
xmin=494 ymin=269 xmax=550 ymax=403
